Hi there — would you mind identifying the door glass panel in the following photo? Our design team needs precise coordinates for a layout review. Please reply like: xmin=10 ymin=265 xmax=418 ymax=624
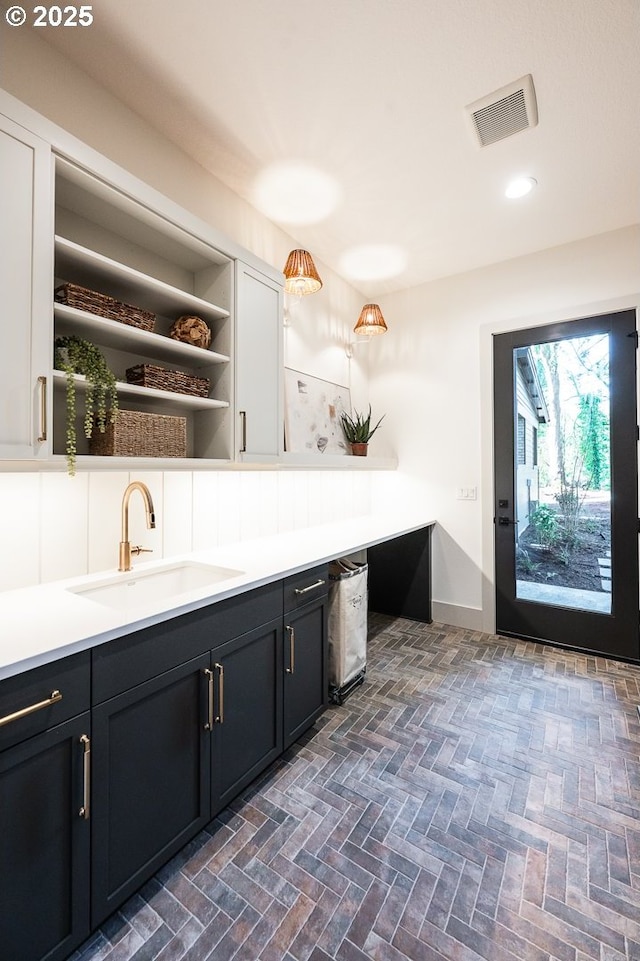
xmin=514 ymin=334 xmax=612 ymax=614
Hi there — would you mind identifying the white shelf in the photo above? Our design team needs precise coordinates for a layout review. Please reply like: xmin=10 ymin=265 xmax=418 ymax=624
xmin=52 ymin=369 xmax=229 ymax=411
xmin=55 ymin=235 xmax=230 ymax=323
xmin=281 ymin=452 xmax=398 ymax=470
xmin=54 ymin=303 xmax=229 ymax=368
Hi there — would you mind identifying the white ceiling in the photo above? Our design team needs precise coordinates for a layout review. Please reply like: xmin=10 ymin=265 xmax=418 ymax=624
xmin=40 ymin=0 xmax=639 ymax=296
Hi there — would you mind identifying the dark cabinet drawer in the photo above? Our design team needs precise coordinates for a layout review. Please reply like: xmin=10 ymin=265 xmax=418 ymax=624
xmin=283 ymin=565 xmax=329 ymax=614
xmin=93 ymin=580 xmax=283 ymax=704
xmin=0 ymin=651 xmax=90 ymax=752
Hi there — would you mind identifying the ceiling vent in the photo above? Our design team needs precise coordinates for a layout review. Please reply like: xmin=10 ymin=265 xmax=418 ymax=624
xmin=466 ymin=74 xmax=538 ymax=147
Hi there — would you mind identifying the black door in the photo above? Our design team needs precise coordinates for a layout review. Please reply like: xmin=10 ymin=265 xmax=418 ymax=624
xmin=494 ymin=310 xmax=638 ymax=660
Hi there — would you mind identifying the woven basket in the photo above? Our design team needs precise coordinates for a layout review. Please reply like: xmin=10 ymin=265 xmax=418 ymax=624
xmin=90 ymin=409 xmax=187 ymax=458
xmin=55 ymin=283 xmax=155 ymax=332
xmin=125 ymin=364 xmax=209 ymax=398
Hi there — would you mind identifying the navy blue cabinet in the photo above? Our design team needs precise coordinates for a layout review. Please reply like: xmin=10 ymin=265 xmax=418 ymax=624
xmin=0 ymin=653 xmax=91 ymax=961
xmin=283 ymin=566 xmax=329 ymax=749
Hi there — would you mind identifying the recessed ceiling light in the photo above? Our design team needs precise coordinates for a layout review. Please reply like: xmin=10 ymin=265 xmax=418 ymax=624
xmin=505 ymin=176 xmax=537 ymax=199
xmin=339 ymin=244 xmax=407 ymax=281
xmin=252 ymin=162 xmax=341 ymax=225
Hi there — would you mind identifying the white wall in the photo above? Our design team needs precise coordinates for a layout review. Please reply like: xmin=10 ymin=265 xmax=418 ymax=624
xmin=370 ymin=226 xmax=640 ymax=630
xmin=0 ymin=27 xmax=371 ymax=403
xmin=0 ymin=468 xmax=373 ymax=591
xmin=0 ymin=31 xmax=377 ymax=593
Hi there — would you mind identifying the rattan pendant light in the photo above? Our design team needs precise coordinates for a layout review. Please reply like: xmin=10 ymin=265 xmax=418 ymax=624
xmin=283 ymin=249 xmax=323 ymax=296
xmin=353 ymin=304 xmax=388 ymax=335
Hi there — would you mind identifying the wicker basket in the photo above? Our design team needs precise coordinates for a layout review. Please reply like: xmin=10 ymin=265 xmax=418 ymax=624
xmin=125 ymin=364 xmax=210 ymax=398
xmin=55 ymin=283 xmax=155 ymax=332
xmin=90 ymin=409 xmax=187 ymax=458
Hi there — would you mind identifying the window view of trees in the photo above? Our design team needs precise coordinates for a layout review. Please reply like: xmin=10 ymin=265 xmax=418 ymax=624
xmin=516 ymin=333 xmax=611 ymax=597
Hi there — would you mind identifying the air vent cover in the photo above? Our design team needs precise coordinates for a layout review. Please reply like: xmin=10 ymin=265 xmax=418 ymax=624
xmin=466 ymin=74 xmax=538 ymax=147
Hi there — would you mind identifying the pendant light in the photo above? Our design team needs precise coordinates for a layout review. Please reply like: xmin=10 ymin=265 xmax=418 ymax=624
xmin=283 ymin=249 xmax=323 ymax=296
xmin=354 ymin=304 xmax=388 ymax=336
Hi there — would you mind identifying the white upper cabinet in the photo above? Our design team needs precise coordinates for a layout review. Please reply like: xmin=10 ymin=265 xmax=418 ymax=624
xmin=235 ymin=262 xmax=283 ymax=461
xmin=0 ymin=115 xmax=53 ymax=459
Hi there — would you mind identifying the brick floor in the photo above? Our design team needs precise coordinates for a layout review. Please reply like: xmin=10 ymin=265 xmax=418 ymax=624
xmin=70 ymin=615 xmax=640 ymax=961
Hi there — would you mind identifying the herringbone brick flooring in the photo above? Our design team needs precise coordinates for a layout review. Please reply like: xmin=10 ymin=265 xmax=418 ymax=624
xmin=71 ymin=616 xmax=640 ymax=961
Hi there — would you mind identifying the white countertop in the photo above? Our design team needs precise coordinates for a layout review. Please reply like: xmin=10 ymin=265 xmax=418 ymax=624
xmin=0 ymin=513 xmax=435 ymax=680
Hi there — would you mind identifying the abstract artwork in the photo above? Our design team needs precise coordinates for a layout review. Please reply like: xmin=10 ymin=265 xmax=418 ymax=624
xmin=284 ymin=368 xmax=351 ymax=454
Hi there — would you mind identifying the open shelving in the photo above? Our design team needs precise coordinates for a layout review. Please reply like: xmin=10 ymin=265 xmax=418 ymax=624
xmin=52 ymin=158 xmax=235 ymax=464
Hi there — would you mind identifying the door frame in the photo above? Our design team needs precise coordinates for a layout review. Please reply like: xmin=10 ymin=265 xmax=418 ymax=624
xmin=479 ymin=299 xmax=639 ymax=639
xmin=492 ymin=309 xmax=639 ymax=659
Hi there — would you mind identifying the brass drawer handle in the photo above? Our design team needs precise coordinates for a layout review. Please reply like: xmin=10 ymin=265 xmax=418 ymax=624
xmin=215 ymin=663 xmax=224 ymax=724
xmin=79 ymin=734 xmax=91 ymax=820
xmin=293 ymin=579 xmax=326 ymax=596
xmin=0 ymin=689 xmax=62 ymax=727
xmin=285 ymin=625 xmax=295 ymax=674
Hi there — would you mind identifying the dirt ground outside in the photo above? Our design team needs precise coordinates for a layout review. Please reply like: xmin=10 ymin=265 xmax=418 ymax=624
xmin=515 ymin=491 xmax=611 ymax=593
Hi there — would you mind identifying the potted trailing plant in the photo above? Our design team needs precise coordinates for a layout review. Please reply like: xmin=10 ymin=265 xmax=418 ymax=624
xmin=340 ymin=405 xmax=384 ymax=456
xmin=54 ymin=335 xmax=119 ymax=475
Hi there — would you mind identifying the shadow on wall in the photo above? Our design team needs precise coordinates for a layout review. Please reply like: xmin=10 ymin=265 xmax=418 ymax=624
xmin=431 ymin=523 xmax=487 ymax=631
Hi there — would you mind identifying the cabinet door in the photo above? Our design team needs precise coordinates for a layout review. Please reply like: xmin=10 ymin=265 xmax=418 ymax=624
xmin=211 ymin=619 xmax=283 ymax=815
xmin=235 ymin=262 xmax=283 ymax=460
xmin=0 ymin=713 xmax=91 ymax=961
xmin=91 ymin=654 xmax=211 ymax=927
xmin=284 ymin=596 xmax=328 ymax=749
xmin=0 ymin=114 xmax=52 ymax=459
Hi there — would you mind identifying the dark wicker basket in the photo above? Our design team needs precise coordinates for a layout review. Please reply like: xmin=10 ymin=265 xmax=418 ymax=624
xmin=90 ymin=410 xmax=187 ymax=458
xmin=125 ymin=364 xmax=209 ymax=398
xmin=55 ymin=283 xmax=156 ymax=332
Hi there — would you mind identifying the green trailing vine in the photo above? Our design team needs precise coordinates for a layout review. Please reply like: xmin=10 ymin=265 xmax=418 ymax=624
xmin=54 ymin=336 xmax=118 ymax=475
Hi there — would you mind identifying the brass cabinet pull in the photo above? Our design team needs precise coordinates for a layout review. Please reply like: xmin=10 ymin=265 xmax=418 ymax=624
xmin=215 ymin=663 xmax=224 ymax=724
xmin=293 ymin=579 xmax=326 ymax=596
xmin=37 ymin=375 xmax=47 ymax=443
xmin=203 ymin=668 xmax=214 ymax=730
xmin=239 ymin=411 xmax=247 ymax=453
xmin=0 ymin=689 xmax=62 ymax=727
xmin=79 ymin=734 xmax=91 ymax=820
xmin=285 ymin=625 xmax=295 ymax=674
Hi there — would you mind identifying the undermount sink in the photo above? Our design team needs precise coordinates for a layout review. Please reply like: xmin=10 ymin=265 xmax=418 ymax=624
xmin=68 ymin=561 xmax=244 ymax=611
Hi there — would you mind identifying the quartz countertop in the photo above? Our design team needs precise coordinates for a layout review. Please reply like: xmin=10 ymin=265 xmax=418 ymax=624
xmin=0 ymin=513 xmax=435 ymax=680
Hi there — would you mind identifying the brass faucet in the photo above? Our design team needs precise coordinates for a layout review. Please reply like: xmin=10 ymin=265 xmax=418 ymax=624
xmin=118 ymin=481 xmax=156 ymax=572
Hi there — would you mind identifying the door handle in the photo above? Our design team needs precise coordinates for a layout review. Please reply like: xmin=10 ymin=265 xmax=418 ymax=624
xmin=37 ymin=375 xmax=47 ymax=443
xmin=497 ymin=516 xmax=518 ymax=526
xmin=285 ymin=625 xmax=295 ymax=674
xmin=215 ymin=663 xmax=224 ymax=724
xmin=203 ymin=668 xmax=214 ymax=730
xmin=79 ymin=734 xmax=91 ymax=820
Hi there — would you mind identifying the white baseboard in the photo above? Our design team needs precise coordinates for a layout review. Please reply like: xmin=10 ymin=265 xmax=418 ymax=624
xmin=431 ymin=600 xmax=484 ymax=632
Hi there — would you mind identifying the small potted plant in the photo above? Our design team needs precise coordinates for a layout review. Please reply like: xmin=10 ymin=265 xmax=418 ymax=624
xmin=340 ymin=405 xmax=384 ymax=456
xmin=54 ymin=335 xmax=119 ymax=476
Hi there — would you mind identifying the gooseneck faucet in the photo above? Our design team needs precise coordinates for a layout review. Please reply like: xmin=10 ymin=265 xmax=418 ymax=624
xmin=118 ymin=481 xmax=156 ymax=572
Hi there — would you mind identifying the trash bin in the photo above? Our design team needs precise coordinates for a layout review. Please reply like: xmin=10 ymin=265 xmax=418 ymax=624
xmin=328 ymin=558 xmax=368 ymax=704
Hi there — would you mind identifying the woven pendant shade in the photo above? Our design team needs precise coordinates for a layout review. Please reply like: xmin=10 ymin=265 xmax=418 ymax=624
xmin=354 ymin=304 xmax=388 ymax=336
xmin=283 ymin=249 xmax=323 ymax=296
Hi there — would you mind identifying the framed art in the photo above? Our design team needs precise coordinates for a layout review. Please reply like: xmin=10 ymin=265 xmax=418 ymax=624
xmin=284 ymin=368 xmax=351 ymax=454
